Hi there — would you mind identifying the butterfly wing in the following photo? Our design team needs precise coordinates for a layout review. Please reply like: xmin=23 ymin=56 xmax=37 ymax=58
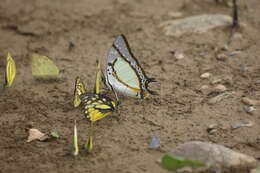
xmin=73 ymin=77 xmax=87 ymax=107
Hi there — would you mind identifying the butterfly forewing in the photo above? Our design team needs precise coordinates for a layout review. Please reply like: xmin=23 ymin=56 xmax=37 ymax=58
xmin=74 ymin=77 xmax=87 ymax=107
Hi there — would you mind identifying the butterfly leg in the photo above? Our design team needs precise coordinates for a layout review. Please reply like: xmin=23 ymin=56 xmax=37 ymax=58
xmin=110 ymin=85 xmax=121 ymax=105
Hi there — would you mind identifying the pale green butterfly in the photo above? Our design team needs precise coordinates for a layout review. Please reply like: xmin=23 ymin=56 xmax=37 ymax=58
xmin=104 ymin=35 xmax=156 ymax=99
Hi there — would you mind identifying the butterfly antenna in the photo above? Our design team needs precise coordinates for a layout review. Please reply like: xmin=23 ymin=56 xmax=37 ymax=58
xmin=94 ymin=60 xmax=101 ymax=94
xmin=232 ymin=0 xmax=239 ymax=29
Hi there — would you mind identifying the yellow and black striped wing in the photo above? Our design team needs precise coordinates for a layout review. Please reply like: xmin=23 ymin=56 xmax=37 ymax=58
xmin=80 ymin=94 xmax=116 ymax=122
xmin=73 ymin=77 xmax=87 ymax=107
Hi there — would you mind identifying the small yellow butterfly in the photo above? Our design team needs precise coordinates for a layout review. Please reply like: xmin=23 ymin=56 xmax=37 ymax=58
xmin=5 ymin=53 xmax=16 ymax=87
xmin=73 ymin=61 xmax=117 ymax=122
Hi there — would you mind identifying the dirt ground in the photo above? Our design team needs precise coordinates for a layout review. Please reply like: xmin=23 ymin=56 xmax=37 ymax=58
xmin=0 ymin=0 xmax=260 ymax=172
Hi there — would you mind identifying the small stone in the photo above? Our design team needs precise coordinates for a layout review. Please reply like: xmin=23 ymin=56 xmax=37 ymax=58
xmin=228 ymin=50 xmax=242 ymax=56
xmin=168 ymin=11 xmax=183 ymax=18
xmin=211 ymin=78 xmax=222 ymax=85
xmin=231 ymin=122 xmax=253 ymax=129
xmin=200 ymin=72 xmax=211 ymax=79
xmin=221 ymin=44 xmax=229 ymax=51
xmin=216 ymin=53 xmax=227 ymax=61
xmin=241 ymin=97 xmax=260 ymax=106
xmin=255 ymin=80 xmax=260 ymax=84
xmin=243 ymin=106 xmax=256 ymax=114
xmin=207 ymin=124 xmax=218 ymax=134
xmin=208 ymin=129 xmax=217 ymax=134
xmin=201 ymin=85 xmax=209 ymax=90
xmin=213 ymin=84 xmax=227 ymax=92
xmin=175 ymin=52 xmax=185 ymax=60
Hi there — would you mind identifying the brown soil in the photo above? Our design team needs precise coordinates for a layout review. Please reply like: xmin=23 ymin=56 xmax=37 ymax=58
xmin=0 ymin=0 xmax=260 ymax=172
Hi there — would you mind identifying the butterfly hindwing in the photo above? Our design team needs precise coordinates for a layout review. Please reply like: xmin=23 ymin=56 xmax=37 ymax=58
xmin=81 ymin=94 xmax=116 ymax=122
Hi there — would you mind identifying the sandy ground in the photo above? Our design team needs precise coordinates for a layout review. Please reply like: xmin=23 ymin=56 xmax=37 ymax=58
xmin=0 ymin=0 xmax=260 ymax=172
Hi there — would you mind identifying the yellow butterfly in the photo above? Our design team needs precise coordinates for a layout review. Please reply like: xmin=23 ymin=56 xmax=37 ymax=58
xmin=5 ymin=53 xmax=16 ymax=87
xmin=73 ymin=61 xmax=117 ymax=122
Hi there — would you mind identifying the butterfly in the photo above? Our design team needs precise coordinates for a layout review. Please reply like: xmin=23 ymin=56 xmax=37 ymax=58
xmin=104 ymin=35 xmax=157 ymax=99
xmin=5 ymin=53 xmax=16 ymax=87
xmin=74 ymin=61 xmax=117 ymax=122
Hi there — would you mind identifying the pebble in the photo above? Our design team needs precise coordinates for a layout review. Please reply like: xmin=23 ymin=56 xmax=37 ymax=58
xmin=174 ymin=51 xmax=185 ymax=60
xmin=231 ymin=122 xmax=253 ymax=129
xmin=221 ymin=44 xmax=229 ymax=51
xmin=241 ymin=97 xmax=260 ymax=106
xmin=200 ymin=72 xmax=211 ymax=79
xmin=211 ymin=78 xmax=222 ymax=85
xmin=255 ymin=80 xmax=260 ymax=84
xmin=168 ymin=11 xmax=183 ymax=18
xmin=216 ymin=53 xmax=227 ymax=61
xmin=213 ymin=84 xmax=227 ymax=92
xmin=201 ymin=85 xmax=209 ymax=90
xmin=243 ymin=106 xmax=256 ymax=114
xmin=228 ymin=50 xmax=242 ymax=56
xmin=207 ymin=124 xmax=218 ymax=134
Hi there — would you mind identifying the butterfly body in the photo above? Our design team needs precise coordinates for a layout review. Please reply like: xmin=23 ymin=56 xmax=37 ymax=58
xmin=105 ymin=35 xmax=156 ymax=99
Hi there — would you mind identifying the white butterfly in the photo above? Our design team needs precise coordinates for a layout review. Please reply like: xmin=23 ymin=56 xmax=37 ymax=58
xmin=104 ymin=35 xmax=156 ymax=100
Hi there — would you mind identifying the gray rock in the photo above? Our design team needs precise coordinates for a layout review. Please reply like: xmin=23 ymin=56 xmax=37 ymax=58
xmin=160 ymin=14 xmax=232 ymax=37
xmin=171 ymin=141 xmax=257 ymax=173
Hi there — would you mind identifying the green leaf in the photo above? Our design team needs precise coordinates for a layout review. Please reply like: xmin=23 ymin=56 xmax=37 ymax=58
xmin=161 ymin=153 xmax=206 ymax=171
xmin=50 ymin=131 xmax=60 ymax=138
xmin=252 ymin=162 xmax=260 ymax=173
xmin=31 ymin=53 xmax=60 ymax=79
